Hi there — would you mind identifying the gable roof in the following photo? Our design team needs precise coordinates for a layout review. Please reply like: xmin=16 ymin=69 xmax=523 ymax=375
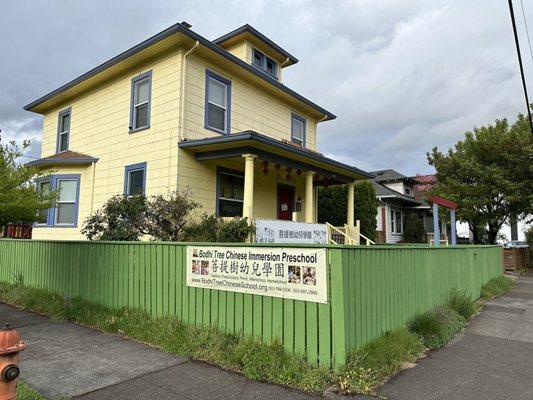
xmin=371 ymin=181 xmax=424 ymax=206
xmin=24 ymin=22 xmax=334 ymax=120
xmin=213 ymin=24 xmax=298 ymax=66
xmin=26 ymin=150 xmax=98 ymax=167
xmin=370 ymin=169 xmax=406 ymax=182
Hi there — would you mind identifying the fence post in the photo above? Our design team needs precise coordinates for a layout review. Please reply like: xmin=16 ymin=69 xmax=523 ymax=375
xmin=329 ymin=248 xmax=348 ymax=366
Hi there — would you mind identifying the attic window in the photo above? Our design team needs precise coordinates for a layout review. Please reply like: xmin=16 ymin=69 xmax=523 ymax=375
xmin=252 ymin=48 xmax=277 ymax=78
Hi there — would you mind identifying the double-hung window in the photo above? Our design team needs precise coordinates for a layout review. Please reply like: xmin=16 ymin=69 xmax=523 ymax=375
xmin=55 ymin=178 xmax=78 ymax=225
xmin=252 ymin=49 xmax=278 ymax=78
xmin=217 ymin=168 xmax=244 ymax=217
xmin=35 ymin=175 xmax=80 ymax=227
xmin=291 ymin=114 xmax=306 ymax=147
xmin=205 ymin=70 xmax=231 ymax=134
xmin=390 ymin=209 xmax=404 ymax=235
xmin=130 ymin=71 xmax=152 ymax=132
xmin=57 ymin=108 xmax=71 ymax=152
xmin=124 ymin=162 xmax=147 ymax=196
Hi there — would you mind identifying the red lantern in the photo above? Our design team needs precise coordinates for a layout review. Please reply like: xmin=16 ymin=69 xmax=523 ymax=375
xmin=286 ymin=167 xmax=292 ymax=174
xmin=286 ymin=174 xmax=291 ymax=181
xmin=296 ymin=169 xmax=302 ymax=176
xmin=323 ymin=177 xmax=329 ymax=189
xmin=262 ymin=160 xmax=269 ymax=175
xmin=275 ymin=164 xmax=281 ymax=171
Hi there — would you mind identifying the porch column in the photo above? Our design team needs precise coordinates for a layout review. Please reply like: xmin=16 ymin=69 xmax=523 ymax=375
xmin=433 ymin=203 xmax=440 ymax=246
xmin=346 ymin=182 xmax=355 ymax=227
xmin=305 ymin=171 xmax=315 ymax=223
xmin=242 ymin=153 xmax=257 ymax=221
xmin=450 ymin=209 xmax=457 ymax=246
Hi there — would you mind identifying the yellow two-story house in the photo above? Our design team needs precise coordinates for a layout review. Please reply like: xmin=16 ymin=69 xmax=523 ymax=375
xmin=25 ymin=22 xmax=371 ymax=240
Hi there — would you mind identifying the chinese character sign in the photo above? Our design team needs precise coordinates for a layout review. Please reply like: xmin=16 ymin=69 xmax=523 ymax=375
xmin=255 ymin=219 xmax=328 ymax=244
xmin=186 ymin=246 xmax=328 ymax=303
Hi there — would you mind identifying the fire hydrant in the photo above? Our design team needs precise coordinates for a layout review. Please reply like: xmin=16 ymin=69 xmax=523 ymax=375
xmin=0 ymin=324 xmax=26 ymax=400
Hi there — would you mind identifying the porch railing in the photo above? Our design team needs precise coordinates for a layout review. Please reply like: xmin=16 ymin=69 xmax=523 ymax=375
xmin=326 ymin=221 xmax=375 ymax=246
xmin=428 ymin=232 xmax=449 ymax=246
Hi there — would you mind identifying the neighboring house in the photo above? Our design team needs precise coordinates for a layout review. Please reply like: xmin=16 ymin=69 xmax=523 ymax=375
xmin=25 ymin=22 xmax=371 ymax=240
xmin=370 ymin=169 xmax=446 ymax=244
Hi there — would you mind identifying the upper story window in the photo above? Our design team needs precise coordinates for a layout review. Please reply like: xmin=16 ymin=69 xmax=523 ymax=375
xmin=205 ymin=70 xmax=231 ymax=134
xmin=57 ymin=108 xmax=71 ymax=152
xmin=217 ymin=168 xmax=244 ymax=217
xmin=124 ymin=162 xmax=147 ymax=196
xmin=405 ymin=187 xmax=412 ymax=196
xmin=130 ymin=71 xmax=152 ymax=132
xmin=291 ymin=114 xmax=306 ymax=147
xmin=252 ymin=48 xmax=277 ymax=78
xmin=36 ymin=174 xmax=80 ymax=227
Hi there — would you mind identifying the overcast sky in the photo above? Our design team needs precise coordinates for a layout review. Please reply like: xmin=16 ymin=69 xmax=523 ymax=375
xmin=2 ymin=0 xmax=532 ymax=175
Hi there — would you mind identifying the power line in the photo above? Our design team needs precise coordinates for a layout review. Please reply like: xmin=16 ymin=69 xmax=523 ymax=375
xmin=508 ymin=0 xmax=533 ymax=135
xmin=519 ymin=0 xmax=533 ymax=63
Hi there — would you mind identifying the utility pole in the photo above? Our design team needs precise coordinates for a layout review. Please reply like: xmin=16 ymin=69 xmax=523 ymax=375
xmin=508 ymin=0 xmax=533 ymax=135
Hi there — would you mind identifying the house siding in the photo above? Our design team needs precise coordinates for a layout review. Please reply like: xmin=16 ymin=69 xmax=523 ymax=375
xmin=33 ymin=42 xmax=321 ymax=240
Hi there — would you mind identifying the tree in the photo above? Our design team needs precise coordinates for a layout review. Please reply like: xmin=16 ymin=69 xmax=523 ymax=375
xmin=354 ymin=180 xmax=378 ymax=241
xmin=317 ymin=181 xmax=378 ymax=240
xmin=0 ymin=136 xmax=54 ymax=230
xmin=403 ymin=212 xmax=426 ymax=243
xmin=317 ymin=186 xmax=347 ymax=226
xmin=427 ymin=113 xmax=533 ymax=244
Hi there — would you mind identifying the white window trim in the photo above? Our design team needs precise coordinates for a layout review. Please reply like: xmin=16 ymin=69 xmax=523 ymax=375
xmin=54 ymin=178 xmax=77 ymax=226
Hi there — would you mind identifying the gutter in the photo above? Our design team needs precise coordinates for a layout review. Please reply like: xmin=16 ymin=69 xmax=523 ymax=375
xmin=23 ymin=22 xmax=336 ymax=120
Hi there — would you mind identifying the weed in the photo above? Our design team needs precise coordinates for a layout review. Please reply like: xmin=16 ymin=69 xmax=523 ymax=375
xmin=12 ymin=272 xmax=24 ymax=287
xmin=17 ymin=381 xmax=46 ymax=400
xmin=336 ymin=329 xmax=424 ymax=395
xmin=481 ymin=276 xmax=514 ymax=299
xmin=448 ymin=290 xmax=478 ymax=320
xmin=408 ymin=306 xmax=465 ymax=350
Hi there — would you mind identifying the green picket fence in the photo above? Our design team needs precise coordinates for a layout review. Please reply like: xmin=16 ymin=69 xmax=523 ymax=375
xmin=0 ymin=240 xmax=502 ymax=366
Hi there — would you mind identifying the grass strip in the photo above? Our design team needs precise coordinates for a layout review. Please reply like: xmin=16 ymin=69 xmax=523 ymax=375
xmin=17 ymin=381 xmax=46 ymax=400
xmin=0 ymin=278 xmax=513 ymax=396
xmin=481 ymin=276 xmax=514 ymax=299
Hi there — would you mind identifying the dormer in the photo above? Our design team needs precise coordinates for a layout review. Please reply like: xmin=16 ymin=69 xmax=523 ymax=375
xmin=213 ymin=24 xmax=298 ymax=82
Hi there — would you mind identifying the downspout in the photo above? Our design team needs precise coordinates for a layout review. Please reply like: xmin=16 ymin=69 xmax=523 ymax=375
xmin=179 ymin=40 xmax=200 ymax=141
xmin=176 ymin=40 xmax=199 ymax=194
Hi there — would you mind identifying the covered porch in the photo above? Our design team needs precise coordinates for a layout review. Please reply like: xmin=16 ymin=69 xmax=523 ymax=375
xmin=178 ymin=131 xmax=372 ymax=238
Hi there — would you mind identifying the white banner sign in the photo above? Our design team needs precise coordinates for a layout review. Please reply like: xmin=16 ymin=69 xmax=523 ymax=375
xmin=186 ymin=246 xmax=328 ymax=303
xmin=254 ymin=219 xmax=328 ymax=244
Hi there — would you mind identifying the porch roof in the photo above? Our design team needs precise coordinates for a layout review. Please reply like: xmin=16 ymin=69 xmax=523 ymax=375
xmin=178 ymin=131 xmax=373 ymax=184
xmin=26 ymin=150 xmax=99 ymax=168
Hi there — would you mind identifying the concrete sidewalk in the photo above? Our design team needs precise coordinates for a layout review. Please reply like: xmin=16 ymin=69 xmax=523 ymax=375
xmin=4 ymin=274 xmax=533 ymax=399
xmin=375 ymin=273 xmax=533 ymax=400
xmin=0 ymin=304 xmax=319 ymax=399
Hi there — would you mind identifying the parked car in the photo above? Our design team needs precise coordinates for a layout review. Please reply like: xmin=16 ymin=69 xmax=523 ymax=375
xmin=503 ymin=240 xmax=529 ymax=248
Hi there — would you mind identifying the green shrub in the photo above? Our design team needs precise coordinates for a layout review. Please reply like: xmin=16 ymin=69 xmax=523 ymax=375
xmin=481 ymin=276 xmax=514 ymax=298
xmin=408 ymin=306 xmax=465 ymax=349
xmin=448 ymin=290 xmax=478 ymax=320
xmin=403 ymin=212 xmax=427 ymax=243
xmin=186 ymin=214 xmax=255 ymax=242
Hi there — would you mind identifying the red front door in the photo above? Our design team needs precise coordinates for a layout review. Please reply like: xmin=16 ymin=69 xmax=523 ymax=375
xmin=277 ymin=185 xmax=295 ymax=220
